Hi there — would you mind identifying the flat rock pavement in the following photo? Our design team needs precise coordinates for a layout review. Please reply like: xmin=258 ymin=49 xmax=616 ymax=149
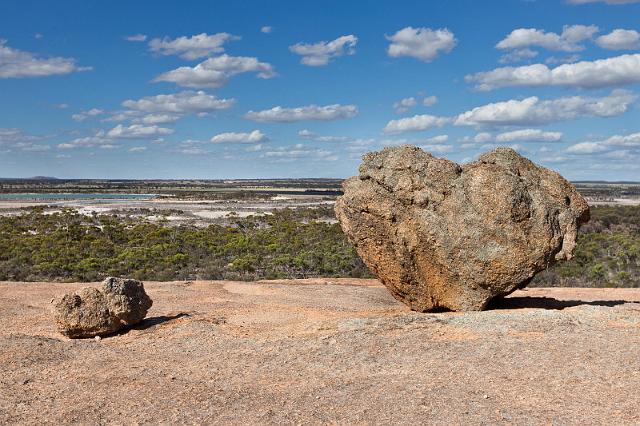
xmin=1 ymin=279 xmax=639 ymax=425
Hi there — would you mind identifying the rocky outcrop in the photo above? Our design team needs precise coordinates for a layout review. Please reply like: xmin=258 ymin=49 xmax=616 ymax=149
xmin=54 ymin=277 xmax=153 ymax=338
xmin=335 ymin=146 xmax=589 ymax=312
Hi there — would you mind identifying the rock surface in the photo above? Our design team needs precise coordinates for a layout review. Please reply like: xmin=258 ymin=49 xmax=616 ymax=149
xmin=335 ymin=146 xmax=590 ymax=311
xmin=1 ymin=279 xmax=639 ymax=425
xmin=53 ymin=277 xmax=152 ymax=337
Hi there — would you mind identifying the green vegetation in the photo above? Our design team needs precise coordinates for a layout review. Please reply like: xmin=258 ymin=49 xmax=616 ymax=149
xmin=532 ymin=205 xmax=639 ymax=288
xmin=0 ymin=208 xmax=368 ymax=282
xmin=0 ymin=205 xmax=637 ymax=287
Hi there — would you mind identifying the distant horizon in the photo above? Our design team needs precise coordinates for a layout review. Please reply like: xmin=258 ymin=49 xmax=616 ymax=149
xmin=1 ymin=176 xmax=640 ymax=185
xmin=1 ymin=1 xmax=640 ymax=180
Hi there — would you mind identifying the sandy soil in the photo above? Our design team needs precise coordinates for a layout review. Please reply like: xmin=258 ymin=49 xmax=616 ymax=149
xmin=1 ymin=279 xmax=639 ymax=425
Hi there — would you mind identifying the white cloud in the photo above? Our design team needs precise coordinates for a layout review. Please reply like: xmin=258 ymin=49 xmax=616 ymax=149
xmin=129 ymin=146 xmax=147 ymax=152
xmin=297 ymin=129 xmax=372 ymax=145
xmin=71 ymin=108 xmax=104 ymax=122
xmin=454 ymin=90 xmax=636 ymax=127
xmin=596 ymin=29 xmax=640 ymax=50
xmin=245 ymin=144 xmax=263 ymax=152
xmin=565 ymin=141 xmax=609 ymax=153
xmin=567 ymin=132 xmax=640 ymax=156
xmin=289 ymin=35 xmax=358 ymax=66
xmin=423 ymin=134 xmax=449 ymax=143
xmin=417 ymin=144 xmax=454 ymax=154
xmin=262 ymin=143 xmax=337 ymax=161
xmin=0 ymin=128 xmax=49 ymax=152
xmin=466 ymin=53 xmax=640 ymax=90
xmin=261 ymin=26 xmax=273 ymax=34
xmin=459 ymin=132 xmax=494 ymax=144
xmin=386 ymin=27 xmax=456 ymax=62
xmin=499 ymin=48 xmax=539 ymax=64
xmin=154 ymin=54 xmax=275 ymax=89
xmin=106 ymin=124 xmax=174 ymax=139
xmin=545 ymin=54 xmax=581 ymax=64
xmin=599 ymin=132 xmax=640 ymax=147
xmin=393 ymin=97 xmax=417 ymax=113
xmin=0 ymin=39 xmax=90 ymax=78
xmin=177 ymin=147 xmax=208 ymax=155
xmin=496 ymin=25 xmax=598 ymax=52
xmin=423 ymin=95 xmax=438 ymax=106
xmin=135 ymin=114 xmax=181 ymax=125
xmin=245 ymin=104 xmax=357 ymax=123
xmin=57 ymin=132 xmax=112 ymax=150
xmin=495 ymin=129 xmax=563 ymax=142
xmin=211 ymin=130 xmax=267 ymax=144
xmin=125 ymin=34 xmax=147 ymax=42
xmin=122 ymin=91 xmax=234 ymax=113
xmin=383 ymin=114 xmax=450 ymax=134
xmin=148 ymin=33 xmax=239 ymax=60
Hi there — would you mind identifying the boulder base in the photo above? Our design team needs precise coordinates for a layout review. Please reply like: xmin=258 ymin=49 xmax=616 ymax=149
xmin=335 ymin=146 xmax=589 ymax=312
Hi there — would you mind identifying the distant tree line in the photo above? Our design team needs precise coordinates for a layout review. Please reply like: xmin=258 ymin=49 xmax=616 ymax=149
xmin=0 ymin=205 xmax=637 ymax=287
xmin=0 ymin=208 xmax=368 ymax=282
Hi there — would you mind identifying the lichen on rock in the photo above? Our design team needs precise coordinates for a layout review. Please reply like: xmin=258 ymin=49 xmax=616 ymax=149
xmin=335 ymin=145 xmax=590 ymax=312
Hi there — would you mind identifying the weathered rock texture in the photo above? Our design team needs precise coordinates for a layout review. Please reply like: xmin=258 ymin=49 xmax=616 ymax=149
xmin=53 ymin=277 xmax=153 ymax=338
xmin=335 ymin=146 xmax=590 ymax=312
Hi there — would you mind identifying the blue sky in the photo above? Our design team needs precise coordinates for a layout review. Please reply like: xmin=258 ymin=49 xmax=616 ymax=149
xmin=1 ymin=0 xmax=640 ymax=180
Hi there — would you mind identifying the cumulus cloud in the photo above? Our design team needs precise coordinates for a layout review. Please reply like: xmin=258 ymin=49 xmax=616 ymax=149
xmin=106 ymin=124 xmax=174 ymax=139
xmin=499 ymin=48 xmax=539 ymax=64
xmin=57 ymin=132 xmax=112 ymax=150
xmin=148 ymin=33 xmax=239 ymax=60
xmin=122 ymin=91 xmax=234 ymax=114
xmin=565 ymin=141 xmax=609 ymax=153
xmin=566 ymin=132 xmax=640 ymax=155
xmin=0 ymin=128 xmax=49 ymax=152
xmin=262 ymin=143 xmax=337 ymax=161
xmin=211 ymin=130 xmax=267 ymax=144
xmin=545 ymin=54 xmax=582 ymax=64
xmin=0 ymin=39 xmax=90 ymax=78
xmin=386 ymin=27 xmax=456 ymax=62
xmin=459 ymin=132 xmax=494 ymax=144
xmin=454 ymin=90 xmax=636 ymax=127
xmin=154 ymin=54 xmax=275 ymax=89
xmin=417 ymin=143 xmax=454 ymax=154
xmin=423 ymin=95 xmax=438 ymax=106
xmin=261 ymin=26 xmax=273 ymax=34
xmin=596 ymin=29 xmax=640 ymax=49
xmin=383 ymin=114 xmax=450 ymax=134
xmin=423 ymin=134 xmax=449 ymax=143
xmin=71 ymin=108 xmax=104 ymax=122
xmin=125 ymin=34 xmax=147 ymax=42
xmin=289 ymin=35 xmax=358 ymax=66
xmin=466 ymin=53 xmax=640 ymax=90
xmin=297 ymin=130 xmax=373 ymax=146
xmin=393 ymin=97 xmax=417 ymax=113
xmin=245 ymin=104 xmax=357 ymax=123
xmin=496 ymin=25 xmax=598 ymax=52
xmin=134 ymin=114 xmax=181 ymax=125
xmin=495 ymin=129 xmax=563 ymax=142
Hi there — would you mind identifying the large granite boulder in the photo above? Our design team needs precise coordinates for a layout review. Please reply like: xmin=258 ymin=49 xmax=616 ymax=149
xmin=54 ymin=277 xmax=153 ymax=338
xmin=335 ymin=146 xmax=589 ymax=312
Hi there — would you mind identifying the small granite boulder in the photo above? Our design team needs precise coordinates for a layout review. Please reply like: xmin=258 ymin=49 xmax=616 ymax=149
xmin=335 ymin=146 xmax=589 ymax=312
xmin=54 ymin=277 xmax=153 ymax=338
